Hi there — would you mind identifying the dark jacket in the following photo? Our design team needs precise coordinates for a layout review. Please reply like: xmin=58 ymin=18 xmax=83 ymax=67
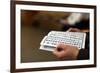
xmin=77 ymin=32 xmax=89 ymax=60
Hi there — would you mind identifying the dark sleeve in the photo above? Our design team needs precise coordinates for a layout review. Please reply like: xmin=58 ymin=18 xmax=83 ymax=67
xmin=77 ymin=32 xmax=89 ymax=60
xmin=77 ymin=49 xmax=89 ymax=60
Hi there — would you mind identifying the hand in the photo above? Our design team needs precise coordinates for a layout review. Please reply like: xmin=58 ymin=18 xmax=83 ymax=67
xmin=67 ymin=28 xmax=81 ymax=32
xmin=53 ymin=44 xmax=79 ymax=60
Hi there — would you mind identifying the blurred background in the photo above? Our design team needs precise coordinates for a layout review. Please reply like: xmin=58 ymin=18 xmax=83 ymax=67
xmin=21 ymin=10 xmax=89 ymax=63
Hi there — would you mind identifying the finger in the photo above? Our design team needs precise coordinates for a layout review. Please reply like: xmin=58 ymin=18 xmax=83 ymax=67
xmin=67 ymin=28 xmax=73 ymax=32
xmin=57 ymin=43 xmax=68 ymax=50
xmin=72 ymin=28 xmax=80 ymax=32
xmin=53 ymin=46 xmax=63 ymax=54
xmin=67 ymin=28 xmax=80 ymax=32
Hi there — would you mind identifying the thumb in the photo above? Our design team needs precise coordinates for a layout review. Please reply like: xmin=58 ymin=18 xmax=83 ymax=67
xmin=56 ymin=44 xmax=67 ymax=51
